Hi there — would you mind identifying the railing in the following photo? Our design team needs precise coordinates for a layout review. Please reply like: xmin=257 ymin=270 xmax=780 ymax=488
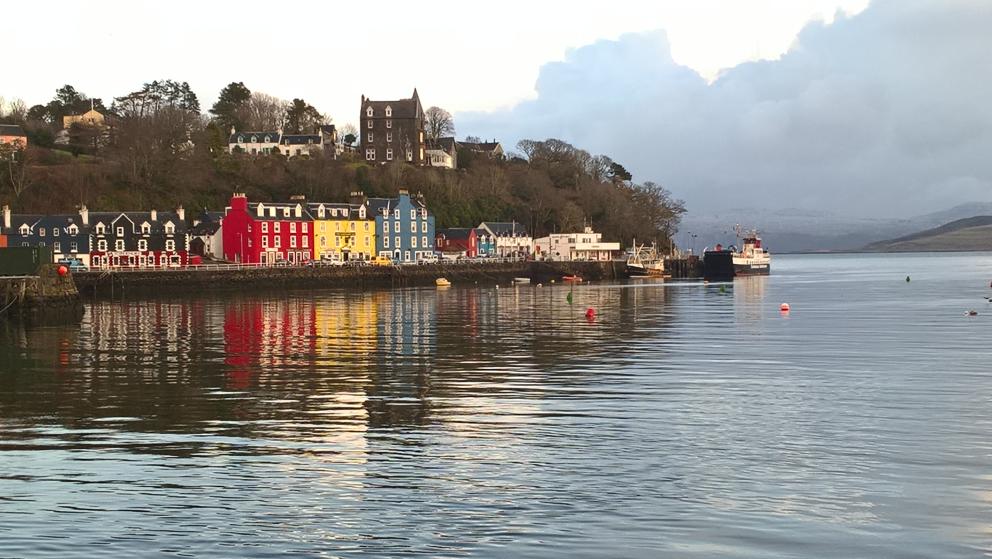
xmin=75 ymin=257 xmax=530 ymax=274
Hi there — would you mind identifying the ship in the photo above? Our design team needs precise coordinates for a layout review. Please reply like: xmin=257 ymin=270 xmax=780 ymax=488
xmin=702 ymin=227 xmax=770 ymax=279
xmin=625 ymin=242 xmax=667 ymax=277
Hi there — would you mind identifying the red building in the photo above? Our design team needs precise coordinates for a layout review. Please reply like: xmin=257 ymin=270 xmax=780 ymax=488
xmin=435 ymin=227 xmax=477 ymax=258
xmin=223 ymin=194 xmax=313 ymax=265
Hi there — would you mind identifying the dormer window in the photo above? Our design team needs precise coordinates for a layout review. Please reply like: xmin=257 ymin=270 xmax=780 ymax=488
xmin=386 ymin=120 xmax=392 ymax=129
xmin=318 ymin=208 xmax=325 ymax=218
xmin=359 ymin=208 xmax=366 ymax=219
xmin=68 ymin=225 xmax=78 ymax=235
xmin=142 ymin=223 xmax=150 ymax=234
xmin=116 ymin=226 xmax=124 ymax=237
xmin=164 ymin=223 xmax=174 ymax=235
xmin=366 ymin=107 xmax=373 ymax=117
xmin=19 ymin=224 xmax=28 ymax=235
xmin=238 ymin=135 xmax=244 ymax=143
xmin=385 ymin=106 xmax=392 ymax=117
xmin=96 ymin=223 xmax=105 ymax=235
xmin=264 ymin=135 xmax=270 ymax=142
xmin=283 ymin=208 xmax=290 ymax=217
xmin=251 ymin=135 xmax=257 ymax=143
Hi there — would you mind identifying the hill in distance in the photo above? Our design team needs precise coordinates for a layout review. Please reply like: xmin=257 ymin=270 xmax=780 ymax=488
xmin=863 ymin=216 xmax=992 ymax=252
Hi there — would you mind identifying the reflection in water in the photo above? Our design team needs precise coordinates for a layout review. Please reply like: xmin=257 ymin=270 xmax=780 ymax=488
xmin=3 ymin=256 xmax=992 ymax=558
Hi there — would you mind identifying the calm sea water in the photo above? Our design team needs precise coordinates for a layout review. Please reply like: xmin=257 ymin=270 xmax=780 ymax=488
xmin=2 ymin=253 xmax=992 ymax=558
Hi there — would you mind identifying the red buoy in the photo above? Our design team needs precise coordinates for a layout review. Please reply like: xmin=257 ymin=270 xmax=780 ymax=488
xmin=585 ymin=307 xmax=596 ymax=320
xmin=780 ymin=303 xmax=790 ymax=312
xmin=57 ymin=265 xmax=68 ymax=277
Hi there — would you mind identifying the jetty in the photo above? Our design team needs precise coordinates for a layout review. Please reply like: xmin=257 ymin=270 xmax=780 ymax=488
xmin=0 ymin=248 xmax=81 ymax=319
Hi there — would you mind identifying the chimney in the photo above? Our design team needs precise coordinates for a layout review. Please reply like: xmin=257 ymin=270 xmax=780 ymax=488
xmin=79 ymin=204 xmax=89 ymax=226
xmin=2 ymin=205 xmax=9 ymax=230
xmin=150 ymin=209 xmax=158 ymax=222
xmin=349 ymin=191 xmax=366 ymax=206
xmin=230 ymin=125 xmax=236 ymax=135
xmin=177 ymin=205 xmax=185 ymax=222
xmin=230 ymin=193 xmax=248 ymax=212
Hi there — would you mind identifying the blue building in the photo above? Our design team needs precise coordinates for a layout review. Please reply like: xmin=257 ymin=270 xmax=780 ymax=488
xmin=367 ymin=190 xmax=436 ymax=263
xmin=474 ymin=228 xmax=495 ymax=256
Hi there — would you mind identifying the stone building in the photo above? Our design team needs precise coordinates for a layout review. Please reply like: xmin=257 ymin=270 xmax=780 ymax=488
xmin=359 ymin=89 xmax=426 ymax=165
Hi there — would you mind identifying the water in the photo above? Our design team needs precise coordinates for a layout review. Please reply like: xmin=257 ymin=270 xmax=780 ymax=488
xmin=2 ymin=253 xmax=992 ymax=558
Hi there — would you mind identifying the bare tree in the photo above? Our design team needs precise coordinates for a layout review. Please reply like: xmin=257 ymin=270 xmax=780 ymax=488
xmin=247 ymin=92 xmax=288 ymax=131
xmin=424 ymin=106 xmax=454 ymax=141
xmin=6 ymin=99 xmax=27 ymax=123
xmin=0 ymin=144 xmax=36 ymax=198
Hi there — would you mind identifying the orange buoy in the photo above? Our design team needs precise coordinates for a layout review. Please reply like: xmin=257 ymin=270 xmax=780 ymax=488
xmin=780 ymin=303 xmax=790 ymax=312
xmin=57 ymin=265 xmax=68 ymax=277
xmin=585 ymin=307 xmax=596 ymax=320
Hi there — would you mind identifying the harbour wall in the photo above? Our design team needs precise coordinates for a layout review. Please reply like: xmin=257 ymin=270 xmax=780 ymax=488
xmin=0 ymin=264 xmax=82 ymax=320
xmin=73 ymin=260 xmax=625 ymax=296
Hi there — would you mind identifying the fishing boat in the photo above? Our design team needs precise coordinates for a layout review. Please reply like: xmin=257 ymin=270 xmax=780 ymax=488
xmin=512 ymin=277 xmax=531 ymax=284
xmin=703 ymin=227 xmax=771 ymax=280
xmin=562 ymin=275 xmax=583 ymax=283
xmin=435 ymin=278 xmax=451 ymax=287
xmin=625 ymin=242 xmax=667 ymax=277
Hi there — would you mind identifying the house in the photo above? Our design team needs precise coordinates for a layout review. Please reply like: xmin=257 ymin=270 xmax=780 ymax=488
xmin=426 ymin=137 xmax=457 ymax=169
xmin=222 ymin=194 xmax=313 ymax=265
xmin=461 ymin=139 xmax=504 ymax=159
xmin=62 ymin=105 xmax=105 ymax=128
xmin=309 ymin=195 xmax=375 ymax=261
xmin=88 ymin=207 xmax=189 ymax=269
xmin=1 ymin=206 xmax=91 ymax=266
xmin=474 ymin=228 xmax=495 ymax=256
xmin=58 ymin=104 xmax=111 ymax=149
xmin=360 ymin=89 xmax=426 ymax=165
xmin=0 ymin=124 xmax=27 ymax=149
xmin=228 ymin=128 xmax=281 ymax=155
xmin=435 ymin=228 xmax=477 ymax=258
xmin=189 ymin=211 xmax=225 ymax=259
xmin=367 ymin=189 xmax=435 ymax=264
xmin=532 ymin=227 xmax=620 ymax=262
xmin=478 ymin=221 xmax=532 ymax=258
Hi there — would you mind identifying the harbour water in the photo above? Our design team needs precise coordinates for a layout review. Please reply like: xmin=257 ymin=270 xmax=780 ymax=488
xmin=2 ymin=253 xmax=991 ymax=558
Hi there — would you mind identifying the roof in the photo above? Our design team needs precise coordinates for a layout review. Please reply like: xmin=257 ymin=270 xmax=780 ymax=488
xmin=0 ymin=124 xmax=26 ymax=137
xmin=426 ymin=137 xmax=457 ymax=153
xmin=461 ymin=141 xmax=502 ymax=153
xmin=437 ymin=228 xmax=475 ymax=240
xmin=247 ymin=202 xmax=313 ymax=221
xmin=361 ymin=89 xmax=423 ymax=120
xmin=281 ymin=134 xmax=320 ymax=145
xmin=308 ymin=202 xmax=364 ymax=219
xmin=89 ymin=211 xmax=187 ymax=233
xmin=480 ymin=221 xmax=529 ymax=237
xmin=229 ymin=131 xmax=280 ymax=143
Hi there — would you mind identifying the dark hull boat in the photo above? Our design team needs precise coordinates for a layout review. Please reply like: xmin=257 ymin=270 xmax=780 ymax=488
xmin=703 ymin=229 xmax=771 ymax=280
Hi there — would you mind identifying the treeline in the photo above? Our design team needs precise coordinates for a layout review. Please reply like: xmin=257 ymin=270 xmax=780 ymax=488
xmin=1 ymin=84 xmax=684 ymax=247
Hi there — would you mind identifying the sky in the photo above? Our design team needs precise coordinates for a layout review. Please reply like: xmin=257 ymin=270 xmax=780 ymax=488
xmin=7 ymin=0 xmax=989 ymax=219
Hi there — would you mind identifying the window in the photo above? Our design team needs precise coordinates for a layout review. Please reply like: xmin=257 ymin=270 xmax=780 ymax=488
xmin=290 ymin=222 xmax=296 ymax=233
xmin=422 ymin=235 xmax=428 ymax=248
xmin=411 ymin=236 xmax=417 ymax=248
xmin=238 ymin=135 xmax=244 ymax=143
xmin=386 ymin=148 xmax=393 ymax=161
xmin=421 ymin=221 xmax=427 ymax=233
xmin=302 ymin=223 xmax=308 ymax=233
xmin=385 ymin=106 xmax=392 ymax=117
xmin=141 ymin=223 xmax=150 ymax=234
xmin=264 ymin=135 xmax=271 ymax=142
xmin=53 ymin=228 xmax=59 ymax=237
xmin=116 ymin=226 xmax=124 ymax=237
xmin=350 ymin=222 xmax=355 ymax=231
xmin=302 ymin=236 xmax=308 ymax=248
xmin=319 ymin=223 xmax=325 ymax=233
xmin=115 ymin=240 xmax=124 ymax=251
xmin=406 ymin=150 xmax=413 ymax=162
xmin=69 ymin=225 xmax=78 ymax=235
xmin=367 ymin=132 xmax=373 ymax=142
xmin=53 ymin=242 xmax=60 ymax=252
xmin=262 ymin=222 xmax=268 ymax=233
xmin=394 ymin=209 xmax=400 ymax=219
xmin=274 ymin=222 xmax=281 ymax=233
xmin=386 ymin=120 xmax=392 ymax=129
xmin=39 ymin=228 xmax=45 ymax=237
xmin=262 ymin=236 xmax=268 ymax=248
xmin=394 ymin=236 xmax=401 ymax=248
xmin=366 ymin=149 xmax=375 ymax=160
xmin=386 ymin=133 xmax=393 ymax=143
xmin=251 ymin=135 xmax=257 ymax=143
xmin=366 ymin=107 xmax=373 ymax=117
xmin=165 ymin=224 xmax=174 ymax=235
xmin=290 ymin=236 xmax=297 ymax=248
xmin=394 ymin=221 xmax=400 ymax=233
xmin=359 ymin=208 xmax=366 ymax=219
xmin=364 ymin=222 xmax=369 ymax=231
xmin=138 ymin=239 xmax=147 ymax=251
xmin=367 ymin=119 xmax=373 ymax=128
xmin=166 ymin=240 xmax=175 ymax=251
xmin=383 ymin=236 xmax=389 ymax=248
xmin=275 ymin=236 xmax=281 ymax=248
xmin=421 ymin=208 xmax=427 ymax=219
xmin=410 ymin=209 xmax=416 ymax=220
xmin=71 ymin=242 xmax=78 ymax=252
xmin=411 ymin=221 xmax=417 ymax=233
xmin=365 ymin=237 xmax=370 ymax=247
xmin=98 ymin=240 xmax=107 ymax=251
xmin=283 ymin=208 xmax=290 ymax=217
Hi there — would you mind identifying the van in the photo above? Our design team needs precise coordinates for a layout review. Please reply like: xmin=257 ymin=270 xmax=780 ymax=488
xmin=370 ymin=255 xmax=393 ymax=266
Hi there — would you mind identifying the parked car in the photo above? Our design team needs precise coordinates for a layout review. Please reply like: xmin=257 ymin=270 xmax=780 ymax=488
xmin=57 ymin=258 xmax=88 ymax=272
xmin=370 ymin=256 xmax=393 ymax=266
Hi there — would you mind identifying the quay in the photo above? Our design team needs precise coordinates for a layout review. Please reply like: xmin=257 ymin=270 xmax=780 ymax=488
xmin=73 ymin=260 xmax=624 ymax=296
xmin=0 ymin=266 xmax=81 ymax=320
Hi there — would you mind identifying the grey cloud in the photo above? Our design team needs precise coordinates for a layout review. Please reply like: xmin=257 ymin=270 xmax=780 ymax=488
xmin=457 ymin=0 xmax=992 ymax=219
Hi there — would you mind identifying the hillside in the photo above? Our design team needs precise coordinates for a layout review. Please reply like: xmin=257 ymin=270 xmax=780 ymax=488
xmin=863 ymin=216 xmax=992 ymax=252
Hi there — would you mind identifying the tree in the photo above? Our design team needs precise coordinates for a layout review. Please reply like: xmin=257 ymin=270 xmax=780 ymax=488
xmin=464 ymin=135 xmax=482 ymax=143
xmin=424 ymin=106 xmax=454 ymax=141
xmin=608 ymin=161 xmax=632 ymax=185
xmin=6 ymin=99 xmax=28 ymax=123
xmin=210 ymin=82 xmax=252 ymax=130
xmin=0 ymin=144 xmax=36 ymax=198
xmin=283 ymin=98 xmax=323 ymax=134
xmin=247 ymin=92 xmax=288 ymax=131
xmin=340 ymin=123 xmax=358 ymax=147
xmin=56 ymin=85 xmax=83 ymax=108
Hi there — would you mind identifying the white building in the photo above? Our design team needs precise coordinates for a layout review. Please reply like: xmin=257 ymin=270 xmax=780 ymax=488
xmin=533 ymin=227 xmax=620 ymax=261
xmin=478 ymin=221 xmax=532 ymax=257
xmin=426 ymin=148 xmax=454 ymax=168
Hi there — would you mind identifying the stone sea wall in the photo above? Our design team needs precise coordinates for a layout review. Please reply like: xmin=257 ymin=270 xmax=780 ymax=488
xmin=0 ymin=264 xmax=82 ymax=320
xmin=74 ymin=261 xmax=625 ymax=296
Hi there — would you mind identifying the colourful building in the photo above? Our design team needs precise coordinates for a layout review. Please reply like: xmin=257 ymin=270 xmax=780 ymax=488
xmin=0 ymin=124 xmax=27 ymax=150
xmin=222 ymin=194 xmax=313 ymax=265
xmin=367 ymin=190 xmax=436 ymax=264
xmin=309 ymin=195 xmax=375 ymax=261
xmin=435 ymin=227 xmax=478 ymax=258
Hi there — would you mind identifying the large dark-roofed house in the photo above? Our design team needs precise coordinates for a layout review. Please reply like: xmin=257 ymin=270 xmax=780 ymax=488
xmin=360 ymin=89 xmax=426 ymax=165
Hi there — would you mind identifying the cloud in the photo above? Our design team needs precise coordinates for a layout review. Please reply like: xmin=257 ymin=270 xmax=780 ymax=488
xmin=457 ymin=0 xmax=992 ymax=218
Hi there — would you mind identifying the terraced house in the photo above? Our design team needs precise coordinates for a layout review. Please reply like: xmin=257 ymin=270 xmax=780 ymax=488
xmin=88 ymin=207 xmax=189 ymax=268
xmin=309 ymin=195 xmax=374 ymax=261
xmin=222 ymin=194 xmax=313 ymax=265
xmin=367 ymin=190 xmax=435 ymax=263
xmin=1 ymin=206 xmax=90 ymax=266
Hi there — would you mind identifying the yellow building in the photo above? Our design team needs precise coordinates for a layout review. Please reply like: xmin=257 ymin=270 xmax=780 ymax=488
xmin=309 ymin=200 xmax=375 ymax=261
xmin=63 ymin=108 xmax=106 ymax=129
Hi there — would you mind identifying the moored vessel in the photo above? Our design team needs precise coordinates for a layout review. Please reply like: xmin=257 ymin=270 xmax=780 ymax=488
xmin=703 ymin=228 xmax=771 ymax=280
xmin=625 ymin=242 xmax=667 ymax=277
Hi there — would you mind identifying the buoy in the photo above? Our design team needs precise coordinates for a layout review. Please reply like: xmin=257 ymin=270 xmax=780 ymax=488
xmin=585 ymin=307 xmax=596 ymax=319
xmin=495 ymin=285 xmax=500 ymax=289
xmin=967 ymin=310 xmax=978 ymax=316
xmin=537 ymin=283 xmax=543 ymax=287
xmin=719 ymin=285 xmax=726 ymax=294
xmin=57 ymin=265 xmax=68 ymax=277
xmin=550 ymin=280 xmax=555 ymax=284
xmin=906 ymin=276 xmax=910 ymax=282
xmin=780 ymin=303 xmax=791 ymax=312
